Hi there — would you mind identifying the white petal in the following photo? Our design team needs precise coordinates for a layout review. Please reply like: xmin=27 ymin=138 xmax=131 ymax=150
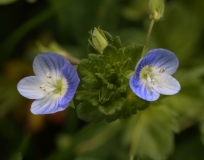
xmin=153 ymin=74 xmax=180 ymax=95
xmin=17 ymin=76 xmax=47 ymax=99
xmin=31 ymin=94 xmax=64 ymax=114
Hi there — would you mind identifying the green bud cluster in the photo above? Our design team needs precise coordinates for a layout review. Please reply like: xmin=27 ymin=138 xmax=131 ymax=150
xmin=76 ymin=29 xmax=149 ymax=123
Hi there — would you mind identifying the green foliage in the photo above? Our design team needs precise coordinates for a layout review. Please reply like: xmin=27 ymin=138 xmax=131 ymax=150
xmin=123 ymin=104 xmax=178 ymax=160
xmin=76 ymin=29 xmax=149 ymax=123
xmin=0 ymin=0 xmax=17 ymax=5
xmin=121 ymin=0 xmax=148 ymax=21
xmin=153 ymin=2 xmax=201 ymax=65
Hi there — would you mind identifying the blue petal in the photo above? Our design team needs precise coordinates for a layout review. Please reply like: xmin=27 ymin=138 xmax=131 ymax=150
xmin=58 ymin=103 xmax=70 ymax=110
xmin=129 ymin=76 xmax=160 ymax=101
xmin=31 ymin=94 xmax=69 ymax=114
xmin=17 ymin=76 xmax=47 ymax=99
xmin=142 ymin=49 xmax=179 ymax=75
xmin=133 ymin=59 xmax=143 ymax=82
xmin=58 ymin=63 xmax=80 ymax=105
xmin=153 ymin=74 xmax=181 ymax=95
xmin=33 ymin=53 xmax=70 ymax=78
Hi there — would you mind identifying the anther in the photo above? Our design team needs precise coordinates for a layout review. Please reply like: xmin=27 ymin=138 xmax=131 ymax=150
xmin=159 ymin=67 xmax=165 ymax=73
xmin=151 ymin=79 xmax=155 ymax=85
xmin=40 ymin=84 xmax=45 ymax=89
xmin=147 ymin=75 xmax=151 ymax=83
xmin=40 ymin=84 xmax=46 ymax=91
xmin=46 ymin=72 xmax=52 ymax=78
xmin=144 ymin=71 xmax=149 ymax=74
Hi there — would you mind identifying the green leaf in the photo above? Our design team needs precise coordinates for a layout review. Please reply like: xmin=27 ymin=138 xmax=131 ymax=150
xmin=105 ymin=100 xmax=123 ymax=122
xmin=82 ymin=76 xmax=100 ymax=89
xmin=77 ymin=93 xmax=99 ymax=107
xmin=103 ymin=31 xmax=113 ymax=43
xmin=124 ymin=70 xmax=135 ymax=79
xmin=123 ymin=104 xmax=178 ymax=159
xmin=120 ymin=91 xmax=149 ymax=119
xmin=99 ymin=87 xmax=115 ymax=104
xmin=123 ymin=43 xmax=144 ymax=70
xmin=77 ymin=102 xmax=104 ymax=123
xmin=105 ymin=111 xmax=120 ymax=123
xmin=103 ymin=45 xmax=118 ymax=62
xmin=96 ymin=73 xmax=115 ymax=90
xmin=87 ymin=43 xmax=98 ymax=54
xmin=69 ymin=100 xmax=75 ymax=109
xmin=76 ymin=91 xmax=99 ymax=106
xmin=78 ymin=59 xmax=94 ymax=76
xmin=112 ymin=36 xmax=122 ymax=49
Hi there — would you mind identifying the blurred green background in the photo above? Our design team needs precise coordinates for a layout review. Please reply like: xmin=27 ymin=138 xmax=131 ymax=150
xmin=1 ymin=0 xmax=204 ymax=160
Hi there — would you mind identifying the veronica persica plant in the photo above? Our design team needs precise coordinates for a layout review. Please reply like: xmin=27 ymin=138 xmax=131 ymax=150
xmin=129 ymin=48 xmax=180 ymax=101
xmin=17 ymin=53 xmax=80 ymax=114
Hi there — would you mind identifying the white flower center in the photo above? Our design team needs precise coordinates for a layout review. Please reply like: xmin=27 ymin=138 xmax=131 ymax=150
xmin=40 ymin=72 xmax=68 ymax=97
xmin=140 ymin=66 xmax=166 ymax=88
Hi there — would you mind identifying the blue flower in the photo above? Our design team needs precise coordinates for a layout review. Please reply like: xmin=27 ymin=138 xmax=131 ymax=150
xmin=17 ymin=53 xmax=80 ymax=114
xmin=129 ymin=48 xmax=180 ymax=101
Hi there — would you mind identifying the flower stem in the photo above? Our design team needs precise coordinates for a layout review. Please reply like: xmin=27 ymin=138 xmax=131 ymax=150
xmin=130 ymin=155 xmax=134 ymax=160
xmin=141 ymin=19 xmax=155 ymax=57
xmin=145 ymin=19 xmax=155 ymax=48
xmin=129 ymin=112 xmax=145 ymax=159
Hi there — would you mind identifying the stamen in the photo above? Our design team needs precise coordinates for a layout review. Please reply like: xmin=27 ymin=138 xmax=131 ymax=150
xmin=151 ymin=79 xmax=155 ymax=85
xmin=159 ymin=67 xmax=165 ymax=73
xmin=46 ymin=72 xmax=52 ymax=78
xmin=40 ymin=84 xmax=45 ymax=91
xmin=147 ymin=74 xmax=151 ymax=83
xmin=40 ymin=84 xmax=45 ymax=89
xmin=144 ymin=71 xmax=149 ymax=74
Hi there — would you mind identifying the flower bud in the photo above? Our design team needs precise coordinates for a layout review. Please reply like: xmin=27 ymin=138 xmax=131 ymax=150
xmin=88 ymin=27 xmax=108 ymax=54
xmin=149 ymin=0 xmax=165 ymax=21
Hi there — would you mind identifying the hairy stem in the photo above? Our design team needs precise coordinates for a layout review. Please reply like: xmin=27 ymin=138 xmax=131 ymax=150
xmin=145 ymin=19 xmax=155 ymax=48
xmin=141 ymin=19 xmax=155 ymax=57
